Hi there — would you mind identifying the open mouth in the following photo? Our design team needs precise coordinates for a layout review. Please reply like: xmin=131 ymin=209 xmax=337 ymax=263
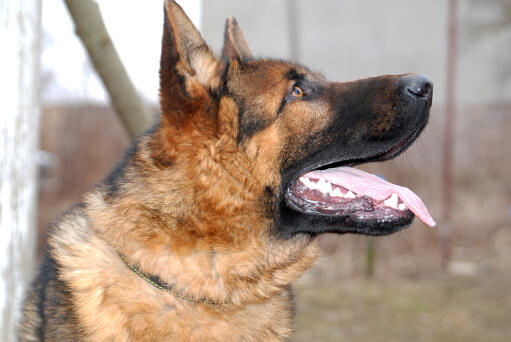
xmin=285 ymin=166 xmax=435 ymax=229
xmin=284 ymin=131 xmax=436 ymax=233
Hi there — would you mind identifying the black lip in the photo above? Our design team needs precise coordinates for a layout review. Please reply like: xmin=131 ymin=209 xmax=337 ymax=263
xmin=370 ymin=118 xmax=428 ymax=163
xmin=283 ymin=177 xmax=416 ymax=235
xmin=278 ymin=199 xmax=414 ymax=237
xmin=282 ymin=195 xmax=415 ymax=236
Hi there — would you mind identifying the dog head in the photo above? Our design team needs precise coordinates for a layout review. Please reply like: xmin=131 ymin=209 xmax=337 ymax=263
xmin=152 ymin=0 xmax=434 ymax=242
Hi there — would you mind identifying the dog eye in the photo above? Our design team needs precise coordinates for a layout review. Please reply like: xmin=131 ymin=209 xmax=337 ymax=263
xmin=290 ymin=85 xmax=304 ymax=97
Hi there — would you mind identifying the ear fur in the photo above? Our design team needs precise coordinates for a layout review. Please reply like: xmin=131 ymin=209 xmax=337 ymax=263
xmin=221 ymin=17 xmax=253 ymax=61
xmin=159 ymin=0 xmax=220 ymax=113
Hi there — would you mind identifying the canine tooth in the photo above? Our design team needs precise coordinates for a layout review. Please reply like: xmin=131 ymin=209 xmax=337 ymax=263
xmin=301 ymin=177 xmax=314 ymax=189
xmin=316 ymin=179 xmax=332 ymax=193
xmin=330 ymin=188 xmax=343 ymax=197
xmin=384 ymin=193 xmax=399 ymax=209
xmin=345 ymin=191 xmax=356 ymax=199
xmin=398 ymin=203 xmax=407 ymax=211
xmin=301 ymin=177 xmax=311 ymax=186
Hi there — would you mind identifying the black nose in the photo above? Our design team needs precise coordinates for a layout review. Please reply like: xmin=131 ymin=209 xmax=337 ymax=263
xmin=401 ymin=74 xmax=433 ymax=98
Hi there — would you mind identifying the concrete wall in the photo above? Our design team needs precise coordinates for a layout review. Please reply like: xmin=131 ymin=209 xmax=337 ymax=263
xmin=203 ymin=0 xmax=511 ymax=106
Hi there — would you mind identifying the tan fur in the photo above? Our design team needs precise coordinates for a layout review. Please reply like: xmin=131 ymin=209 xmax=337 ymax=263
xmin=43 ymin=199 xmax=317 ymax=341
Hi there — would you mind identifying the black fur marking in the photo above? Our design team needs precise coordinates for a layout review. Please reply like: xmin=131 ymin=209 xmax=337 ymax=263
xmin=161 ymin=13 xmax=192 ymax=102
xmin=35 ymin=253 xmax=53 ymax=340
xmin=286 ymin=69 xmax=305 ymax=82
xmin=175 ymin=66 xmax=192 ymax=101
xmin=261 ymin=185 xmax=278 ymax=219
xmin=238 ymin=112 xmax=270 ymax=143
xmin=233 ymin=95 xmax=271 ymax=143
xmin=230 ymin=60 xmax=275 ymax=142
xmin=118 ymin=253 xmax=229 ymax=305
xmin=277 ymin=97 xmax=288 ymax=115
xmin=220 ymin=60 xmax=231 ymax=83
xmin=102 ymin=141 xmax=138 ymax=198
xmin=103 ymin=124 xmax=159 ymax=198
xmin=209 ymin=60 xmax=231 ymax=100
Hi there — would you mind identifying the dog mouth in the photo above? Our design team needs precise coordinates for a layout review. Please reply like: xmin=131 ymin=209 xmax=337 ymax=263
xmin=285 ymin=167 xmax=435 ymax=229
xmin=283 ymin=129 xmax=436 ymax=233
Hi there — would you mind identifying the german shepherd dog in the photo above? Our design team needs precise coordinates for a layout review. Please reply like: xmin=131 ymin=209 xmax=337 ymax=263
xmin=20 ymin=1 xmax=434 ymax=341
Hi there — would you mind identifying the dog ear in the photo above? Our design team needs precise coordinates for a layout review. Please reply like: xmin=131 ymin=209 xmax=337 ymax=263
xmin=159 ymin=0 xmax=220 ymax=113
xmin=221 ymin=17 xmax=253 ymax=61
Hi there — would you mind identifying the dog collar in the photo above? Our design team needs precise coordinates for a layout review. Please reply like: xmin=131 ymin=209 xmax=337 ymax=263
xmin=117 ymin=252 xmax=229 ymax=306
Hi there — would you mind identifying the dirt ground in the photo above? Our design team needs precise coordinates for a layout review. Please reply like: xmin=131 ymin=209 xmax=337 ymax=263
xmin=292 ymin=246 xmax=511 ymax=342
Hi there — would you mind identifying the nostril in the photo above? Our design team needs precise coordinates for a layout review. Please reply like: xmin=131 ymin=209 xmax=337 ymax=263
xmin=407 ymin=82 xmax=431 ymax=97
xmin=408 ymin=83 xmax=431 ymax=97
xmin=406 ymin=75 xmax=433 ymax=98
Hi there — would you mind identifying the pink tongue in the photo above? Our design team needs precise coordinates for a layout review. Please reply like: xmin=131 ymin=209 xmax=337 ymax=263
xmin=306 ymin=167 xmax=436 ymax=227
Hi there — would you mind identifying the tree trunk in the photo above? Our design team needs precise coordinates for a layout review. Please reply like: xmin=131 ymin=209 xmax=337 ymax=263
xmin=0 ymin=1 xmax=41 ymax=341
xmin=64 ymin=0 xmax=152 ymax=138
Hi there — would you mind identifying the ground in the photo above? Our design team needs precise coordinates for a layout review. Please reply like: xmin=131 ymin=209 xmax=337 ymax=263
xmin=293 ymin=244 xmax=511 ymax=342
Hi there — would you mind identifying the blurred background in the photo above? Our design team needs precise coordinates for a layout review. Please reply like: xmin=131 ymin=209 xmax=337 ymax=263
xmin=1 ymin=0 xmax=510 ymax=341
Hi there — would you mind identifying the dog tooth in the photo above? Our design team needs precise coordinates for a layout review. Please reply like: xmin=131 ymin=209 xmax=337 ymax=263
xmin=330 ymin=188 xmax=343 ymax=197
xmin=345 ymin=191 xmax=356 ymax=199
xmin=301 ymin=177 xmax=314 ymax=189
xmin=384 ymin=193 xmax=399 ymax=209
xmin=317 ymin=179 xmax=332 ymax=193
xmin=398 ymin=203 xmax=407 ymax=211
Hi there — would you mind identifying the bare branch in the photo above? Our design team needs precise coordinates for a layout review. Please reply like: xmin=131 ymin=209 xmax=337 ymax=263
xmin=64 ymin=0 xmax=152 ymax=138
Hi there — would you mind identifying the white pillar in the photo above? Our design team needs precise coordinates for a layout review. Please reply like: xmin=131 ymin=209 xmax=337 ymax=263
xmin=0 ymin=1 xmax=42 ymax=341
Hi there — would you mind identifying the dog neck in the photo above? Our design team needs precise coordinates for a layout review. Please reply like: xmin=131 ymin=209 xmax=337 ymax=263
xmin=49 ymin=205 xmax=318 ymax=341
xmin=117 ymin=251 xmax=230 ymax=306
xmin=80 ymin=132 xmax=320 ymax=311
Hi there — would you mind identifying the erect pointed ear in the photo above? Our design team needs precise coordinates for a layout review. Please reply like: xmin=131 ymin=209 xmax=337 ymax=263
xmin=221 ymin=17 xmax=253 ymax=61
xmin=159 ymin=0 xmax=220 ymax=112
